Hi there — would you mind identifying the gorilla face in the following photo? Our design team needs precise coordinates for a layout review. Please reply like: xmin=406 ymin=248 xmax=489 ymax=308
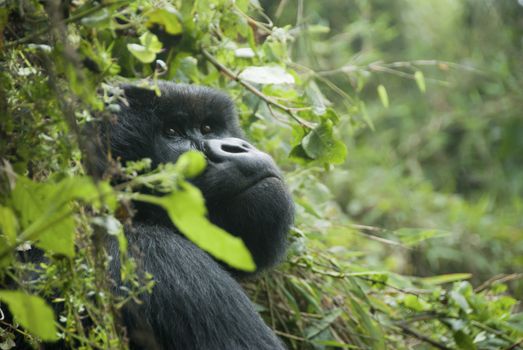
xmin=108 ymin=82 xmax=294 ymax=271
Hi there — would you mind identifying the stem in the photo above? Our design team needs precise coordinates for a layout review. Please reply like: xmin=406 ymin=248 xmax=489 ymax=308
xmin=396 ymin=324 xmax=452 ymax=350
xmin=201 ymin=49 xmax=315 ymax=129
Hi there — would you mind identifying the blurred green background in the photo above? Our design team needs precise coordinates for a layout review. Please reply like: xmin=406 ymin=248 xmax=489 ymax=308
xmin=263 ymin=0 xmax=523 ymax=294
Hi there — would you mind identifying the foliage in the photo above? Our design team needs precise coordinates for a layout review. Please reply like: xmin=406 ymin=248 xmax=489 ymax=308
xmin=0 ymin=0 xmax=521 ymax=349
xmin=267 ymin=0 xmax=523 ymax=288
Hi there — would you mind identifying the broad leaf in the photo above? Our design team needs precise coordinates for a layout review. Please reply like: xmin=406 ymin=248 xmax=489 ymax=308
xmin=0 ymin=206 xmax=17 ymax=245
xmin=127 ymin=32 xmax=163 ymax=63
xmin=0 ymin=291 xmax=58 ymax=341
xmin=35 ymin=206 xmax=75 ymax=257
xmin=301 ymin=119 xmax=347 ymax=164
xmin=136 ymin=182 xmax=256 ymax=271
xmin=9 ymin=176 xmax=113 ymax=258
xmin=127 ymin=44 xmax=156 ymax=64
xmin=146 ymin=7 xmax=183 ymax=35
xmin=238 ymin=66 xmax=295 ymax=85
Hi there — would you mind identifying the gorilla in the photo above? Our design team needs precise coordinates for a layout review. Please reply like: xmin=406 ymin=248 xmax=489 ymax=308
xmin=102 ymin=82 xmax=294 ymax=350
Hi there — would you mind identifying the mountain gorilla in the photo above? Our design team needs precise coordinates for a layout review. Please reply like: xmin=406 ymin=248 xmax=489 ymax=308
xmin=102 ymin=82 xmax=294 ymax=350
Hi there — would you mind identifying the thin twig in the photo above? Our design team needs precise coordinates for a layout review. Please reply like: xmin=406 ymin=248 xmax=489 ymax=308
xmin=317 ymin=59 xmax=483 ymax=77
xmin=505 ymin=338 xmax=523 ymax=350
xmin=396 ymin=323 xmax=452 ymax=350
xmin=201 ymin=48 xmax=315 ymax=129
xmin=474 ymin=273 xmax=523 ymax=293
xmin=471 ymin=320 xmax=522 ymax=347
xmin=274 ymin=329 xmax=308 ymax=341
xmin=332 ymin=223 xmax=408 ymax=248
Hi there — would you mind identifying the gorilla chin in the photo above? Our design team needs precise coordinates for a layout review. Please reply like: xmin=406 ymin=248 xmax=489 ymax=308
xmin=207 ymin=176 xmax=294 ymax=273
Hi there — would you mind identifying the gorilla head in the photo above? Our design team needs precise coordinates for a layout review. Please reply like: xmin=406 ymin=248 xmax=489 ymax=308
xmin=106 ymin=81 xmax=294 ymax=271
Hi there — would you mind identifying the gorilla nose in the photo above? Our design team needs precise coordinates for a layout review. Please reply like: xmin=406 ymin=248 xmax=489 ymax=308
xmin=204 ymin=138 xmax=254 ymax=162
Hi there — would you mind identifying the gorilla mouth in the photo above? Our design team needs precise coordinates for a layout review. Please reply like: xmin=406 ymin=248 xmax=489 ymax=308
xmin=235 ymin=174 xmax=281 ymax=198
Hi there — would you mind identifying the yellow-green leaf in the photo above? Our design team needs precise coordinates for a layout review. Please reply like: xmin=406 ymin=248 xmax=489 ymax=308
xmin=0 ymin=206 xmax=18 ymax=245
xmin=421 ymin=273 xmax=472 ymax=285
xmin=377 ymin=84 xmax=389 ymax=108
xmin=139 ymin=32 xmax=162 ymax=53
xmin=127 ymin=44 xmax=157 ymax=63
xmin=174 ymin=151 xmax=206 ymax=178
xmin=0 ymin=291 xmax=58 ymax=341
xmin=414 ymin=70 xmax=426 ymax=93
xmin=9 ymin=176 xmax=112 ymax=258
xmin=127 ymin=32 xmax=162 ymax=64
xmin=35 ymin=206 xmax=75 ymax=257
xmin=300 ymin=119 xmax=347 ymax=165
xmin=402 ymin=294 xmax=430 ymax=312
xmin=146 ymin=7 xmax=183 ymax=35
xmin=136 ymin=182 xmax=256 ymax=272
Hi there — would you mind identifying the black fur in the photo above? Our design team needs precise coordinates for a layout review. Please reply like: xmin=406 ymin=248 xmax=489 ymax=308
xmin=105 ymin=82 xmax=294 ymax=349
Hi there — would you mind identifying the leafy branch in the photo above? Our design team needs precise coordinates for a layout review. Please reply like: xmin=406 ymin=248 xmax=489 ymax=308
xmin=5 ymin=0 xmax=127 ymax=48
xmin=201 ymin=48 xmax=315 ymax=129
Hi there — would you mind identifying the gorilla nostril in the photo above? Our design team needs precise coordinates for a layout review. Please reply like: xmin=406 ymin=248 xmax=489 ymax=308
xmin=221 ymin=143 xmax=248 ymax=154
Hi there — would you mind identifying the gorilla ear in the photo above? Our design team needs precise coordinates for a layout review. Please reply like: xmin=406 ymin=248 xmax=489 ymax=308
xmin=121 ymin=84 xmax=158 ymax=108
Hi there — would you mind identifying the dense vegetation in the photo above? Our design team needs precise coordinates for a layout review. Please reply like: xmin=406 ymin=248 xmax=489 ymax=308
xmin=0 ymin=0 xmax=521 ymax=349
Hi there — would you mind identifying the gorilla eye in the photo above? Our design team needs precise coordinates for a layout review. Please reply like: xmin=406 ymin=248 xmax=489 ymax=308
xmin=200 ymin=124 xmax=212 ymax=135
xmin=165 ymin=127 xmax=179 ymax=137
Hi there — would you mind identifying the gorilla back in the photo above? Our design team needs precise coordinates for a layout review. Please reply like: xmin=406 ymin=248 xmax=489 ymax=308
xmin=104 ymin=82 xmax=294 ymax=349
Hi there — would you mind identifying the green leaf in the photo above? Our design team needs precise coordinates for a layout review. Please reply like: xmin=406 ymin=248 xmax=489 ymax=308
xmin=174 ymin=151 xmax=207 ymax=178
xmin=305 ymin=308 xmax=343 ymax=339
xmin=127 ymin=44 xmax=156 ymax=64
xmin=402 ymin=295 xmax=430 ymax=311
xmin=0 ymin=8 xmax=8 ymax=33
xmin=301 ymin=119 xmax=347 ymax=164
xmin=0 ymin=206 xmax=18 ymax=245
xmin=0 ymin=206 xmax=17 ymax=267
xmin=450 ymin=290 xmax=471 ymax=313
xmin=80 ymin=8 xmax=110 ymax=28
xmin=394 ymin=228 xmax=450 ymax=246
xmin=48 ymin=176 xmax=113 ymax=210
xmin=359 ymin=101 xmax=375 ymax=131
xmin=140 ymin=31 xmax=162 ymax=52
xmin=35 ymin=206 xmax=75 ymax=257
xmin=136 ymin=182 xmax=256 ymax=271
xmin=453 ymin=330 xmax=477 ymax=350
xmin=10 ymin=177 xmax=43 ymax=229
xmin=377 ymin=84 xmax=389 ymax=108
xmin=127 ymin=32 xmax=163 ymax=64
xmin=421 ymin=273 xmax=472 ymax=285
xmin=508 ymin=313 xmax=523 ymax=332
xmin=305 ymin=81 xmax=327 ymax=115
xmin=9 ymin=176 xmax=112 ymax=258
xmin=238 ymin=66 xmax=295 ymax=85
xmin=349 ymin=297 xmax=386 ymax=350
xmin=414 ymin=71 xmax=426 ymax=93
xmin=0 ymin=291 xmax=58 ymax=341
xmin=146 ymin=7 xmax=183 ymax=35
